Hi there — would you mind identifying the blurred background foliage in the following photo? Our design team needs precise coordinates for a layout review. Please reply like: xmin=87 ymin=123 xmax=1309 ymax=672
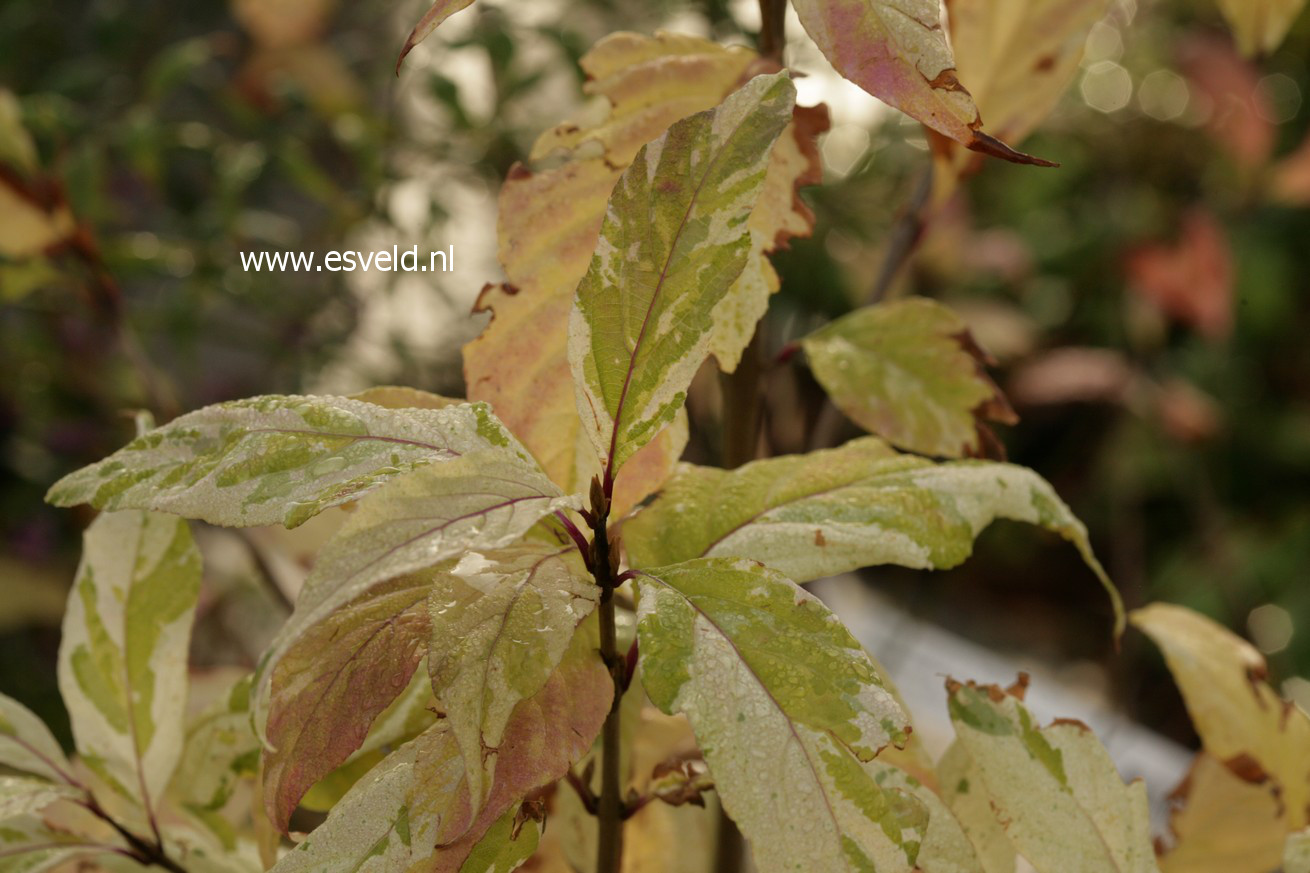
xmin=1 ymin=0 xmax=1307 ymax=752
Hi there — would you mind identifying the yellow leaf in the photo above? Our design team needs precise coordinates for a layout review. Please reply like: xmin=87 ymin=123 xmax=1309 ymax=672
xmin=1132 ymin=603 xmax=1310 ymax=832
xmin=0 ymin=182 xmax=75 ymax=259
xmin=1159 ymin=754 xmax=1287 ymax=873
xmin=936 ymin=0 xmax=1112 ymax=191
xmin=1215 ymin=0 xmax=1308 ymax=55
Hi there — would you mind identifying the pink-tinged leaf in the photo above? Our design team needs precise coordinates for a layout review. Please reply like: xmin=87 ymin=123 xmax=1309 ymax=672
xmin=268 ymin=621 xmax=610 ymax=873
xmin=396 ymin=0 xmax=475 ymax=75
xmin=1180 ymin=36 xmax=1275 ymax=171
xmin=791 ymin=0 xmax=1054 ymax=165
xmin=262 ymin=573 xmax=432 ymax=832
xmin=1126 ymin=210 xmax=1234 ymax=340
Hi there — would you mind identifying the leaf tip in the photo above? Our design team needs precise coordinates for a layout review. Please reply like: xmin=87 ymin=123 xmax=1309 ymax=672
xmin=967 ymin=130 xmax=1059 ymax=168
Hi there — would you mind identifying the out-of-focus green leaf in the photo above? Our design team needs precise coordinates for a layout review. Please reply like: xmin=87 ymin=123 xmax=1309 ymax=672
xmin=0 ymin=691 xmax=74 ymax=785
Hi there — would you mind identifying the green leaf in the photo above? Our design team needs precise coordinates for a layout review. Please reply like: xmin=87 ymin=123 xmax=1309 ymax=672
xmin=635 ymin=558 xmax=924 ymax=872
xmin=568 ymin=72 xmax=796 ymax=477
xmin=270 ymin=621 xmax=609 ymax=873
xmin=46 ymin=395 xmax=522 ymax=528
xmin=801 ymin=299 xmax=1015 ymax=458
xmin=457 ymin=804 xmax=540 ymax=873
xmin=864 ymin=760 xmax=988 ymax=873
xmin=428 ymin=543 xmax=597 ymax=811
xmin=945 ymin=679 xmax=1159 ymax=873
xmin=57 ymin=510 xmax=201 ymax=814
xmin=0 ymin=693 xmax=76 ymax=786
xmin=624 ymin=437 xmax=1123 ymax=631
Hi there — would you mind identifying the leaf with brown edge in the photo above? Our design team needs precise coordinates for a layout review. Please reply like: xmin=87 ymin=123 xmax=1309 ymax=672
xmin=261 ymin=571 xmax=432 ymax=832
xmin=935 ymin=0 xmax=1111 ymax=191
xmin=269 ymin=618 xmax=610 ymax=873
xmin=1132 ymin=603 xmax=1310 ymax=833
xmin=802 ymin=298 xmax=1017 ymax=459
xmin=790 ymin=0 xmax=1054 ymax=166
xmin=396 ymin=0 xmax=475 ymax=75
xmin=1158 ymin=753 xmax=1286 ymax=873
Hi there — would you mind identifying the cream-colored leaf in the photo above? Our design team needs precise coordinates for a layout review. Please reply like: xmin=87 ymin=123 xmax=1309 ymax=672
xmin=0 ymin=692 xmax=76 ymax=786
xmin=568 ymin=73 xmax=795 ymax=476
xmin=946 ymin=679 xmax=1158 ymax=873
xmin=867 ymin=759 xmax=987 ymax=873
xmin=791 ymin=0 xmax=1052 ymax=164
xmin=57 ymin=510 xmax=200 ymax=814
xmin=1131 ymin=603 xmax=1310 ymax=831
xmin=1215 ymin=0 xmax=1308 ymax=55
xmin=937 ymin=741 xmax=1016 ymax=873
xmin=635 ymin=558 xmax=923 ymax=872
xmin=1287 ymin=828 xmax=1310 ymax=873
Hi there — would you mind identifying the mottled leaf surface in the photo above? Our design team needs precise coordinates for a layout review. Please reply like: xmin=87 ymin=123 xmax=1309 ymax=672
xmin=802 ymin=298 xmax=1016 ymax=458
xmin=624 ymin=437 xmax=1122 ymax=630
xmin=456 ymin=804 xmax=540 ymax=873
xmin=0 ymin=692 xmax=76 ymax=785
xmin=937 ymin=742 xmax=1016 ymax=873
xmin=0 ymin=778 xmax=97 ymax=872
xmin=791 ymin=0 xmax=1050 ymax=164
xmin=170 ymin=676 xmax=261 ymax=848
xmin=46 ymin=395 xmax=519 ymax=528
xmin=1215 ymin=0 xmax=1308 ymax=54
xmin=1132 ymin=603 xmax=1310 ymax=831
xmin=635 ymin=558 xmax=923 ymax=872
xmin=428 ymin=544 xmax=597 ymax=810
xmin=270 ymin=623 xmax=609 ymax=873
xmin=569 ymin=73 xmax=795 ymax=475
xmin=946 ymin=679 xmax=1158 ymax=873
xmin=57 ymin=510 xmax=200 ymax=813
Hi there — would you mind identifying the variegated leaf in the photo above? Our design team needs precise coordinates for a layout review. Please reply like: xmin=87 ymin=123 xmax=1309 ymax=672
xmin=428 ymin=543 xmax=597 ymax=811
xmin=790 ymin=0 xmax=1051 ymax=164
xmin=801 ymin=299 xmax=1016 ymax=458
xmin=0 ymin=778 xmax=100 ymax=873
xmin=46 ymin=395 xmax=522 ymax=528
xmin=57 ymin=510 xmax=200 ymax=813
xmin=937 ymin=742 xmax=1017 ymax=873
xmin=270 ymin=621 xmax=609 ymax=873
xmin=169 ymin=676 xmax=261 ymax=850
xmin=623 ymin=437 xmax=1123 ymax=631
xmin=866 ymin=760 xmax=987 ymax=873
xmin=946 ymin=678 xmax=1159 ymax=873
xmin=1132 ymin=603 xmax=1310 ymax=832
xmin=0 ymin=692 xmax=76 ymax=786
xmin=260 ymin=572 xmax=432 ymax=832
xmin=569 ymin=73 xmax=795 ymax=476
xmin=1215 ymin=0 xmax=1308 ymax=55
xmin=255 ymin=445 xmax=579 ymax=829
xmin=635 ymin=558 xmax=924 ymax=872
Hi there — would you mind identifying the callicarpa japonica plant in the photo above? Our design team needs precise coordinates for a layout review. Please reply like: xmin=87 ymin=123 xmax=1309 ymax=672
xmin=4 ymin=1 xmax=1310 ymax=873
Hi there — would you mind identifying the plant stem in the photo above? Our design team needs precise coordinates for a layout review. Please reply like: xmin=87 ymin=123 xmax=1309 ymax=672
xmin=757 ymin=0 xmax=787 ymax=62
xmin=589 ymin=483 xmax=625 ymax=873
xmin=865 ymin=167 xmax=933 ymax=305
xmin=720 ymin=331 xmax=764 ymax=469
